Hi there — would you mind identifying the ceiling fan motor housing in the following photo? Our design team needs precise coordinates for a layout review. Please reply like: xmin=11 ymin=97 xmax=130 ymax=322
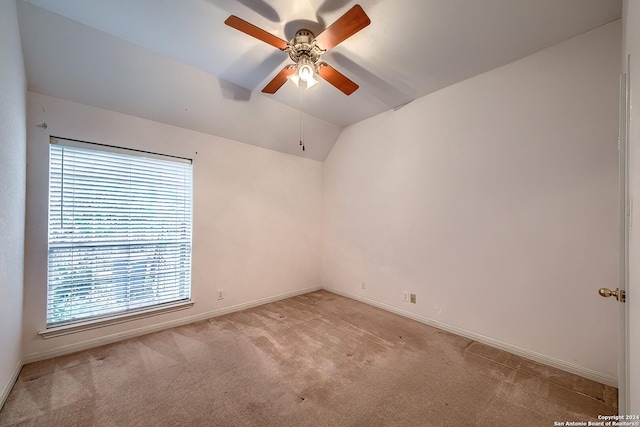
xmin=288 ymin=29 xmax=324 ymax=66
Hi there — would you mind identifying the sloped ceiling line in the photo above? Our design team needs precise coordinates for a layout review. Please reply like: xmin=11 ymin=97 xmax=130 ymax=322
xmin=17 ymin=0 xmax=622 ymax=160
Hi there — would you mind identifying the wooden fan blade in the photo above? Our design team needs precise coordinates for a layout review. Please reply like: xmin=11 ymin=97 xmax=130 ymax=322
xmin=318 ymin=63 xmax=359 ymax=95
xmin=262 ymin=66 xmax=296 ymax=94
xmin=314 ymin=5 xmax=371 ymax=50
xmin=225 ymin=15 xmax=288 ymax=50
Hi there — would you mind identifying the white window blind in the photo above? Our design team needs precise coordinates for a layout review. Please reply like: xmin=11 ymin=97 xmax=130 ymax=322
xmin=47 ymin=137 xmax=192 ymax=327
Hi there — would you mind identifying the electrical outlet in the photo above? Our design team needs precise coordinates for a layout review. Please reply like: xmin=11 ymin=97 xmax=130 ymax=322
xmin=361 ymin=281 xmax=366 ymax=289
xmin=403 ymin=291 xmax=409 ymax=302
xmin=217 ymin=289 xmax=224 ymax=300
xmin=410 ymin=293 xmax=416 ymax=304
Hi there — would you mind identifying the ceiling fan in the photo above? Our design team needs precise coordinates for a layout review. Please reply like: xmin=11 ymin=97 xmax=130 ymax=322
xmin=225 ymin=4 xmax=371 ymax=95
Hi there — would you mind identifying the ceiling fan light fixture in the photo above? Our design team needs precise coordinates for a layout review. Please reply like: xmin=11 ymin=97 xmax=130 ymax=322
xmin=287 ymin=62 xmax=318 ymax=89
xmin=298 ymin=63 xmax=314 ymax=82
xmin=305 ymin=74 xmax=319 ymax=88
xmin=300 ymin=67 xmax=319 ymax=88
xmin=288 ymin=72 xmax=300 ymax=86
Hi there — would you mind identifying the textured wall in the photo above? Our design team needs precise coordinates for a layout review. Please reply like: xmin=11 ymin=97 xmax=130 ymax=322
xmin=0 ymin=0 xmax=27 ymax=408
xmin=323 ymin=21 xmax=621 ymax=381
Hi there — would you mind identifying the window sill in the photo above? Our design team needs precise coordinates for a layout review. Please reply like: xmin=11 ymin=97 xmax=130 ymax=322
xmin=39 ymin=300 xmax=194 ymax=339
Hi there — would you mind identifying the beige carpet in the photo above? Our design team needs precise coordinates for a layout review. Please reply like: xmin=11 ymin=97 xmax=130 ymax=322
xmin=0 ymin=290 xmax=617 ymax=426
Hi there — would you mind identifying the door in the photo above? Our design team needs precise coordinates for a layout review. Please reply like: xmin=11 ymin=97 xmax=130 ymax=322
xmin=618 ymin=68 xmax=630 ymax=415
xmin=617 ymin=68 xmax=630 ymax=415
xmin=601 ymin=70 xmax=630 ymax=414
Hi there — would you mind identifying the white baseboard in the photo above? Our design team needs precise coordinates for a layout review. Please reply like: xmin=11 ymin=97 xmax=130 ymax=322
xmin=326 ymin=288 xmax=618 ymax=388
xmin=1 ymin=359 xmax=23 ymax=411
xmin=23 ymin=286 xmax=321 ymax=364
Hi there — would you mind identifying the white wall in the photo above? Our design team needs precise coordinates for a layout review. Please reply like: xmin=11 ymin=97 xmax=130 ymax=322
xmin=323 ymin=21 xmax=621 ymax=383
xmin=623 ymin=0 xmax=640 ymax=415
xmin=0 ymin=0 xmax=26 ymax=408
xmin=22 ymin=92 xmax=323 ymax=358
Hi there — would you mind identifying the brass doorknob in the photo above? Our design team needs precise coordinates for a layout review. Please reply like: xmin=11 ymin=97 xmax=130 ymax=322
xmin=598 ymin=287 xmax=622 ymax=301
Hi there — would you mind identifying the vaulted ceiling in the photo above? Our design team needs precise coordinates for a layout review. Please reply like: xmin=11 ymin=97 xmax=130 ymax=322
xmin=17 ymin=0 xmax=622 ymax=160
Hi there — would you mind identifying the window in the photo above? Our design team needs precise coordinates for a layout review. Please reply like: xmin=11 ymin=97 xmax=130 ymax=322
xmin=46 ymin=137 xmax=192 ymax=328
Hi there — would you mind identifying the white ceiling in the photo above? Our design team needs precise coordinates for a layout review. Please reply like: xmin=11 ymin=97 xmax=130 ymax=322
xmin=17 ymin=0 xmax=621 ymax=160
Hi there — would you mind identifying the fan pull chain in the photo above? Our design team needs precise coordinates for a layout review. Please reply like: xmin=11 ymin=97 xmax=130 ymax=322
xmin=299 ymin=84 xmax=305 ymax=151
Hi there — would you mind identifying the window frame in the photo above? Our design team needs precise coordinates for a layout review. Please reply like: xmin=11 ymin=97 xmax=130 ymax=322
xmin=42 ymin=137 xmax=194 ymax=337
